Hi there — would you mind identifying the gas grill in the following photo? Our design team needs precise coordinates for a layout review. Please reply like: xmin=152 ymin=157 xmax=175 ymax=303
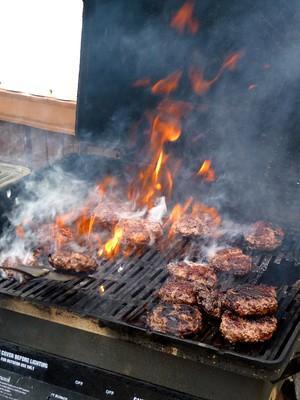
xmin=0 ymin=0 xmax=300 ymax=399
xmin=0 ymin=153 xmax=298 ymax=400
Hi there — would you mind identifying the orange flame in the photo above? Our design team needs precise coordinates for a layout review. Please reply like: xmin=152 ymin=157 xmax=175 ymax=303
xmin=221 ymin=52 xmax=243 ymax=71
xmin=99 ymin=227 xmax=123 ymax=259
xmin=167 ymin=197 xmax=193 ymax=237
xmin=197 ymin=160 xmax=216 ymax=182
xmin=129 ymin=110 xmax=182 ymax=208
xmin=16 ymin=225 xmax=25 ymax=239
xmin=189 ymin=52 xmax=243 ymax=96
xmin=133 ymin=78 xmax=151 ymax=88
xmin=192 ymin=202 xmax=221 ymax=226
xmin=189 ymin=68 xmax=211 ymax=95
xmin=97 ymin=176 xmax=118 ymax=197
xmin=170 ymin=0 xmax=199 ymax=34
xmin=151 ymin=71 xmax=182 ymax=95
xmin=248 ymin=84 xmax=257 ymax=91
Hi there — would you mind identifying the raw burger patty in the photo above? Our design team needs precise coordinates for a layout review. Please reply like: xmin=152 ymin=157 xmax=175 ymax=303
xmin=223 ymin=284 xmax=278 ymax=317
xmin=220 ymin=311 xmax=277 ymax=343
xmin=147 ymin=304 xmax=203 ymax=337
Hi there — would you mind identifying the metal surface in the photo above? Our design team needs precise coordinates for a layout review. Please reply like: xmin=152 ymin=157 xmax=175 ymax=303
xmin=0 ymin=236 xmax=298 ymax=381
xmin=0 ymin=308 xmax=278 ymax=400
xmin=0 ymin=162 xmax=30 ymax=189
xmin=2 ymin=265 xmax=75 ymax=281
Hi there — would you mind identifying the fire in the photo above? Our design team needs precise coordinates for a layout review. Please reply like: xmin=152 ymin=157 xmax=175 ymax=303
xmin=167 ymin=197 xmax=193 ymax=236
xmin=197 ymin=160 xmax=216 ymax=182
xmin=133 ymin=78 xmax=151 ymax=87
xmin=221 ymin=52 xmax=243 ymax=71
xmin=16 ymin=225 xmax=25 ymax=239
xmin=189 ymin=68 xmax=211 ymax=95
xmin=248 ymin=84 xmax=257 ymax=91
xmin=189 ymin=52 xmax=243 ymax=96
xmin=170 ymin=0 xmax=199 ymax=34
xmin=97 ymin=176 xmax=118 ymax=197
xmin=99 ymin=227 xmax=123 ymax=258
xmin=129 ymin=109 xmax=182 ymax=208
xmin=151 ymin=71 xmax=182 ymax=95
xmin=192 ymin=202 xmax=221 ymax=226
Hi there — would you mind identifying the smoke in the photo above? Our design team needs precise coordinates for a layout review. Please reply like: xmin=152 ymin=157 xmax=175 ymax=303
xmin=77 ymin=0 xmax=300 ymax=229
xmin=0 ymin=166 xmax=89 ymax=264
xmin=2 ymin=0 xmax=300 ymax=271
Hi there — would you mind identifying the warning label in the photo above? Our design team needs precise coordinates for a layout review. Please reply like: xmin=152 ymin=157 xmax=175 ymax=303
xmin=0 ymin=350 xmax=48 ymax=372
xmin=0 ymin=374 xmax=30 ymax=399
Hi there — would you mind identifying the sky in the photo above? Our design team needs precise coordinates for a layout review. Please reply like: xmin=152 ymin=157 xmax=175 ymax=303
xmin=0 ymin=0 xmax=82 ymax=100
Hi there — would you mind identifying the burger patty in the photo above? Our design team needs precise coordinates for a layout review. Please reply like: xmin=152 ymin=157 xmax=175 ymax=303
xmin=209 ymin=247 xmax=253 ymax=275
xmin=244 ymin=221 xmax=284 ymax=251
xmin=147 ymin=304 xmax=203 ymax=337
xmin=172 ymin=213 xmax=219 ymax=238
xmin=223 ymin=284 xmax=278 ymax=317
xmin=167 ymin=261 xmax=217 ymax=288
xmin=220 ymin=311 xmax=277 ymax=343
xmin=157 ymin=280 xmax=197 ymax=305
xmin=49 ymin=252 xmax=98 ymax=273
xmin=116 ymin=218 xmax=163 ymax=247
xmin=36 ymin=224 xmax=73 ymax=253
xmin=197 ymin=286 xmax=224 ymax=318
xmin=93 ymin=200 xmax=131 ymax=231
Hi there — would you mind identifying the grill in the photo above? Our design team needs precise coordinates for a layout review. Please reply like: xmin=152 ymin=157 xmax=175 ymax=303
xmin=1 ymin=0 xmax=300 ymax=399
xmin=0 ymin=231 xmax=299 ymax=378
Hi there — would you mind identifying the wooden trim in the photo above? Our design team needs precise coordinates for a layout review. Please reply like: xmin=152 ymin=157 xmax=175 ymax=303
xmin=0 ymin=89 xmax=76 ymax=135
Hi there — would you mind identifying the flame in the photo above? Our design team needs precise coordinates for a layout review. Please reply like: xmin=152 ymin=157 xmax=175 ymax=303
xmin=133 ymin=78 xmax=151 ymax=87
xmin=189 ymin=52 xmax=243 ymax=96
xmin=157 ymin=99 xmax=194 ymax=117
xmin=248 ymin=84 xmax=257 ymax=91
xmin=151 ymin=71 xmax=182 ymax=95
xmin=166 ymin=197 xmax=221 ymax=238
xmin=129 ymin=109 xmax=182 ymax=208
xmin=197 ymin=160 xmax=216 ymax=182
xmin=221 ymin=52 xmax=243 ymax=71
xmin=16 ymin=225 xmax=25 ymax=239
xmin=192 ymin=202 xmax=221 ymax=226
xmin=99 ymin=227 xmax=123 ymax=259
xmin=189 ymin=68 xmax=211 ymax=95
xmin=170 ymin=0 xmax=199 ymax=34
xmin=99 ymin=284 xmax=105 ymax=294
xmin=97 ymin=176 xmax=118 ymax=197
xmin=167 ymin=197 xmax=193 ymax=237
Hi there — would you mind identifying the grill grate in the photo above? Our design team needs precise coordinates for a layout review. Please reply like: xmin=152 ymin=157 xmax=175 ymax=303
xmin=0 ymin=237 xmax=299 ymax=368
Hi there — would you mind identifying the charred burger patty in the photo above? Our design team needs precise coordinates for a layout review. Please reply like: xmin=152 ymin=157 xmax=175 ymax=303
xmin=223 ymin=284 xmax=278 ymax=317
xmin=157 ymin=280 xmax=197 ymax=305
xmin=220 ymin=311 xmax=277 ymax=343
xmin=167 ymin=261 xmax=217 ymax=288
xmin=147 ymin=303 xmax=203 ymax=337
xmin=197 ymin=286 xmax=224 ymax=318
xmin=244 ymin=221 xmax=284 ymax=251
xmin=209 ymin=247 xmax=253 ymax=275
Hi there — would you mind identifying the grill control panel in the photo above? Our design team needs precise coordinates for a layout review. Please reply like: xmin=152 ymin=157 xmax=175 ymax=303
xmin=0 ymin=340 xmax=199 ymax=400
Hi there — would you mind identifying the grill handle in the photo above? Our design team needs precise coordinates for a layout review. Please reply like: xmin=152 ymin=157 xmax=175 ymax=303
xmin=272 ymin=353 xmax=300 ymax=382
